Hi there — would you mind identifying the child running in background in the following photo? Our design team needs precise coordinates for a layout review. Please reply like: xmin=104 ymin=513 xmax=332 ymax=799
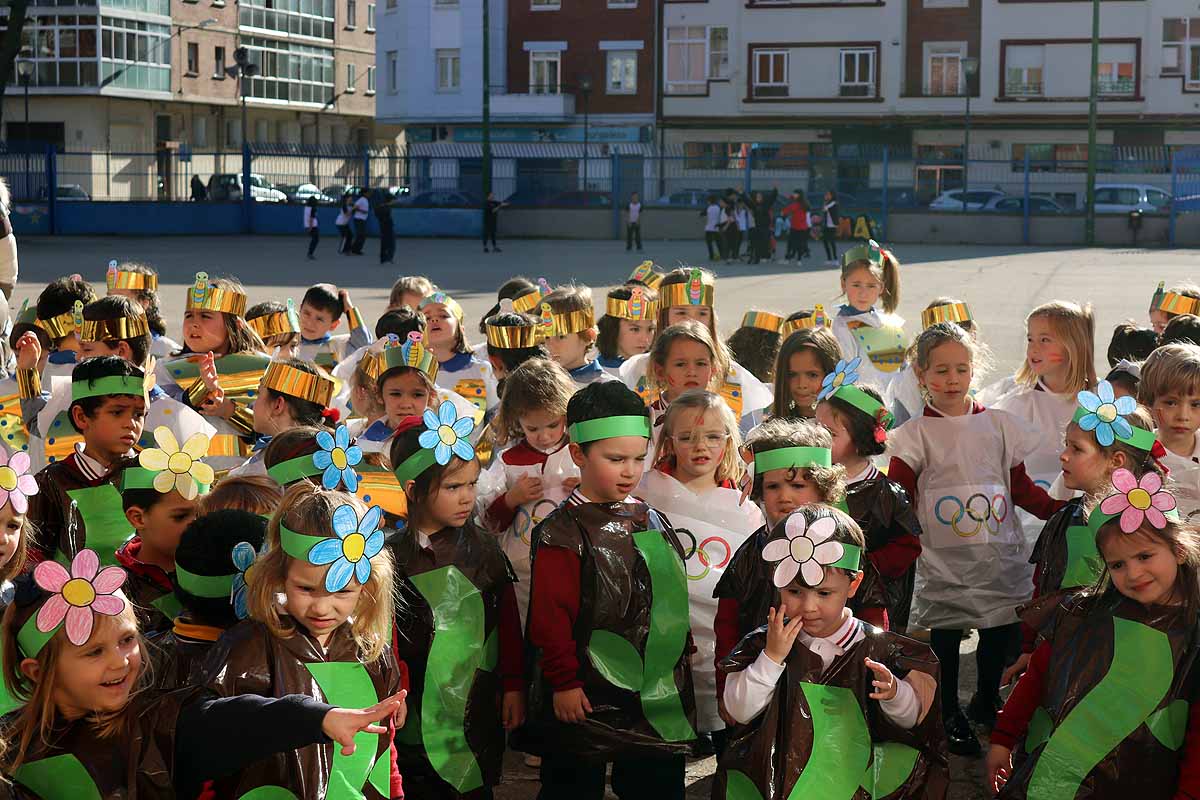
xmin=887 ymin=322 xmax=1064 ymax=757
xmin=636 ymin=389 xmax=762 ymax=753
xmin=768 ymin=309 xmax=840 ymax=421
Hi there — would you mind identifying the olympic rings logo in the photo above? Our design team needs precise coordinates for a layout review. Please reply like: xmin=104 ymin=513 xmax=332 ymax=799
xmin=934 ymin=493 xmax=1009 ymax=538
xmin=676 ymin=528 xmax=732 ymax=581
xmin=513 ymin=498 xmax=561 ymax=546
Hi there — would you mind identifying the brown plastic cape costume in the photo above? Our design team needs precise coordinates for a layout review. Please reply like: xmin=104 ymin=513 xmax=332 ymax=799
xmin=516 ymin=500 xmax=698 ymax=760
xmin=201 ymin=618 xmax=399 ymax=800
xmin=844 ymin=474 xmax=923 ymax=632
xmin=713 ymin=625 xmax=949 ymax=800
xmin=1028 ymin=498 xmax=1098 ymax=597
xmin=28 ymin=455 xmax=138 ymax=567
xmin=998 ymin=590 xmax=1200 ymax=799
xmin=389 ymin=521 xmax=516 ymax=795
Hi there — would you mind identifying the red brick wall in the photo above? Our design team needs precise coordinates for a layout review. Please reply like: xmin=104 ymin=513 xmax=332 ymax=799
xmin=905 ymin=0 xmax=981 ymax=96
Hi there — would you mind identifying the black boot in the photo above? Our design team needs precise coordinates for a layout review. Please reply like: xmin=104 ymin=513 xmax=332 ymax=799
xmin=944 ymin=709 xmax=982 ymax=757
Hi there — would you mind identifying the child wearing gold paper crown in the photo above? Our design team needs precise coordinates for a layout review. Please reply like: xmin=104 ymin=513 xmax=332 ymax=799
xmin=890 ymin=298 xmax=977 ymax=426
xmin=540 ymin=284 xmax=618 ymax=389
xmin=247 ymin=299 xmax=302 ymax=360
xmin=229 ymin=358 xmax=338 ymax=479
xmin=725 ymin=310 xmax=786 ymax=386
xmin=421 ymin=291 xmax=499 ymax=422
xmin=768 ymin=308 xmax=841 ymax=421
xmin=13 ymin=277 xmax=97 ymax=385
xmin=156 ymin=272 xmax=273 ymax=472
xmin=1148 ymin=280 xmax=1200 ymax=335
xmin=103 ymin=260 xmax=180 ymax=359
xmin=830 ymin=241 xmax=908 ymax=403
xmin=596 ymin=283 xmax=658 ymax=377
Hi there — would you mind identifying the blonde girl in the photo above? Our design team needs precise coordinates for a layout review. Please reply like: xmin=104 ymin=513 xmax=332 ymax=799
xmin=769 ymin=312 xmax=842 ymax=419
xmin=637 ymin=389 xmax=762 ymax=743
xmin=886 ymin=322 xmax=1064 ymax=757
xmin=421 ymin=291 xmax=499 ymax=421
xmin=479 ymin=357 xmax=580 ymax=622
xmin=388 ymin=410 xmax=525 ymax=796
xmin=644 ymin=321 xmax=726 ymax=450
xmin=830 ymin=241 xmax=907 ymax=398
xmin=891 ymin=297 xmax=977 ymax=425
xmin=206 ymin=481 xmax=402 ymax=800
xmin=619 ymin=266 xmax=774 ymax=425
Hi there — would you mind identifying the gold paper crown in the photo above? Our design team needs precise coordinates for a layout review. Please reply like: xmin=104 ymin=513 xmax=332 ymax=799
xmin=80 ymin=314 xmax=151 ymax=343
xmin=741 ymin=310 xmax=785 ymax=333
xmin=512 ymin=278 xmax=552 ymax=315
xmin=658 ymin=268 xmax=714 ymax=308
xmin=186 ymin=271 xmax=247 ymax=317
xmin=38 ymin=301 xmax=83 ymax=341
xmin=367 ymin=332 xmax=440 ymax=383
xmin=605 ymin=286 xmax=658 ymax=321
xmin=106 ymin=260 xmax=158 ymax=292
xmin=628 ymin=261 xmax=663 ymax=289
xmin=539 ymin=301 xmax=595 ymax=338
xmin=485 ymin=319 xmax=541 ymax=349
xmin=247 ymin=299 xmax=301 ymax=340
xmin=921 ymin=302 xmax=973 ymax=330
xmin=780 ymin=304 xmax=832 ymax=338
xmin=262 ymin=360 xmax=336 ymax=407
xmin=1151 ymin=281 xmax=1200 ymax=316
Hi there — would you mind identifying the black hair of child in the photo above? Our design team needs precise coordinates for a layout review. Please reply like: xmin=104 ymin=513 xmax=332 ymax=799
xmin=171 ymin=509 xmax=268 ymax=626
xmin=826 ymin=383 xmax=888 ymax=458
xmin=68 ymin=355 xmax=143 ymax=434
xmin=376 ymin=307 xmax=426 ymax=340
xmin=1162 ymin=314 xmax=1200 ymax=348
xmin=486 ymin=311 xmax=549 ymax=374
xmin=1107 ymin=322 xmax=1159 ymax=367
xmin=37 ymin=276 xmax=97 ymax=328
xmin=264 ymin=358 xmax=330 ymax=427
xmin=302 ymin=283 xmax=344 ymax=319
xmin=565 ymin=380 xmax=648 ymax=453
xmin=247 ymin=300 xmax=287 ymax=321
xmin=479 ymin=276 xmax=539 ymax=333
xmin=84 ymin=295 xmax=151 ymax=365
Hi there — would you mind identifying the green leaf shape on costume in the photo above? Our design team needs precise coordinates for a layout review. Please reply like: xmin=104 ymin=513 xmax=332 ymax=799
xmin=787 ymin=684 xmax=871 ymax=800
xmin=1026 ymin=707 xmax=1053 ymax=753
xmin=409 ymin=564 xmax=488 ymax=793
xmin=1146 ymin=699 xmax=1190 ymax=751
xmin=587 ymin=630 xmax=645 ymax=692
xmin=238 ymin=788 xmax=301 ymax=800
xmin=1028 ymin=617 xmax=1174 ymax=798
xmin=368 ymin=742 xmax=393 ymax=796
xmin=14 ymin=753 xmax=103 ymax=800
xmin=152 ymin=592 xmax=183 ymax=622
xmin=861 ymin=741 xmax=920 ymax=799
xmin=306 ymin=661 xmax=383 ymax=800
xmin=1061 ymin=519 xmax=1105 ymax=589
xmin=724 ymin=769 xmax=766 ymax=800
xmin=633 ymin=529 xmax=697 ymax=743
xmin=64 ymin=485 xmax=134 ymax=567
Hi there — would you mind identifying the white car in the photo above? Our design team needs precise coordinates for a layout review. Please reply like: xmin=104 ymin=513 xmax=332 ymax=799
xmin=207 ymin=173 xmax=287 ymax=203
xmin=929 ymin=189 xmax=1006 ymax=211
xmin=1091 ymin=183 xmax=1171 ymax=214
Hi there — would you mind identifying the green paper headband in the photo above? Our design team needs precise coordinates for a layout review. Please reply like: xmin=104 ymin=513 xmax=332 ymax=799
xmin=830 ymin=542 xmax=862 ymax=573
xmin=393 ymin=447 xmax=437 ymax=485
xmin=16 ymin=615 xmax=56 ymax=661
xmin=175 ymin=564 xmax=235 ymax=599
xmin=841 ymin=240 xmax=884 ymax=269
xmin=71 ymin=374 xmax=147 ymax=402
xmin=279 ymin=523 xmax=328 ymax=562
xmin=1071 ymin=407 xmax=1157 ymax=452
xmin=567 ymin=415 xmax=651 ymax=444
xmin=267 ymin=453 xmax=323 ymax=486
xmin=120 ymin=466 xmax=210 ymax=495
xmin=754 ymin=446 xmax=833 ymax=475
xmin=831 ymin=384 xmax=895 ymax=430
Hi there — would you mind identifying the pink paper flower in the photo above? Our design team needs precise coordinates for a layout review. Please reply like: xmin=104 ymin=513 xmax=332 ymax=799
xmin=761 ymin=514 xmax=845 ymax=588
xmin=1099 ymin=468 xmax=1176 ymax=534
xmin=0 ymin=449 xmax=38 ymax=514
xmin=33 ymin=550 xmax=127 ymax=646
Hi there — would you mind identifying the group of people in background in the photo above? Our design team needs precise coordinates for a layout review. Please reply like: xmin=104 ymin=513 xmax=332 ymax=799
xmin=699 ymin=188 xmax=841 ymax=266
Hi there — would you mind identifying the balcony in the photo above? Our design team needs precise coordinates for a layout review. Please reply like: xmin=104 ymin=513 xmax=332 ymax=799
xmin=489 ymin=90 xmax=576 ymax=121
xmin=1005 ymin=81 xmax=1044 ymax=98
xmin=1098 ymin=77 xmax=1136 ymax=96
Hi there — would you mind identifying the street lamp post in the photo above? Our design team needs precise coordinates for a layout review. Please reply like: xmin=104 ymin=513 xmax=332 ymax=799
xmin=961 ymin=56 xmax=979 ymax=214
xmin=15 ymin=51 xmax=33 ymax=201
xmin=578 ymin=75 xmax=592 ymax=194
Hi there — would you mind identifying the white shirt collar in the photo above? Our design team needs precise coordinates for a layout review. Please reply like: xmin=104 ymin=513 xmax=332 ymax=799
xmin=797 ymin=609 xmax=863 ymax=670
xmin=73 ymin=442 xmax=125 ymax=480
xmin=845 ymin=463 xmax=876 ymax=485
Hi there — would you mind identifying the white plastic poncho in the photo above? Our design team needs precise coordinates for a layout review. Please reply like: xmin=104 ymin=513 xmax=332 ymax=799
xmin=831 ymin=307 xmax=910 ymax=401
xmin=887 ymin=405 xmax=1041 ymax=630
xmin=635 ymin=468 xmax=764 ymax=733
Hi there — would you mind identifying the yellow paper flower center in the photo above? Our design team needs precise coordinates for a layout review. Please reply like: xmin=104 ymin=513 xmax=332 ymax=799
xmin=1096 ymin=403 xmax=1119 ymax=424
xmin=342 ymin=532 xmax=366 ymax=563
xmin=790 ymin=536 xmax=814 ymax=564
xmin=832 ymin=374 xmax=845 ymax=388
xmin=331 ymin=448 xmax=348 ymax=470
xmin=1127 ymin=488 xmax=1153 ymax=511
xmin=0 ymin=466 xmax=18 ymax=492
xmin=167 ymin=452 xmax=193 ymax=475
xmin=62 ymin=578 xmax=96 ymax=607
xmin=438 ymin=425 xmax=457 ymax=446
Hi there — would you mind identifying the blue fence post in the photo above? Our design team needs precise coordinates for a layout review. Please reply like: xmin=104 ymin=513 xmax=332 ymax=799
xmin=46 ymin=145 xmax=57 ymax=236
xmin=611 ymin=153 xmax=621 ymax=241
xmin=744 ymin=150 xmax=752 ymax=195
xmin=241 ymin=141 xmax=252 ymax=234
xmin=1023 ymin=149 xmax=1031 ymax=246
xmin=881 ymin=146 xmax=889 ymax=241
xmin=1170 ymin=149 xmax=1179 ymax=248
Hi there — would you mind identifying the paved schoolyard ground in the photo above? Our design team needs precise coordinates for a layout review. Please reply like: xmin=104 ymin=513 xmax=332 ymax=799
xmin=15 ymin=234 xmax=1197 ymax=799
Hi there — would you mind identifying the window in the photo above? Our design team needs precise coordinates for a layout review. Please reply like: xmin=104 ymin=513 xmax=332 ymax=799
xmin=366 ymin=2 xmax=375 ymax=30
xmin=606 ymin=50 xmax=636 ymax=94
xmin=366 ymin=64 xmax=375 ymax=94
xmin=346 ymin=0 xmax=356 ymax=28
xmin=193 ymin=115 xmax=208 ymax=147
xmin=1097 ymin=43 xmax=1136 ymax=96
xmin=608 ymin=0 xmax=636 ymax=6
xmin=1162 ymin=18 xmax=1191 ymax=79
xmin=924 ymin=42 xmax=964 ymax=96
xmin=436 ymin=48 xmax=460 ymax=90
xmin=387 ymin=49 xmax=397 ymax=93
xmin=665 ymin=25 xmax=729 ymax=95
xmin=99 ymin=16 xmax=171 ymax=92
xmin=752 ymin=49 xmax=787 ymax=97
xmin=255 ymin=119 xmax=270 ymax=144
xmin=226 ymin=118 xmax=242 ymax=148
xmin=531 ymin=0 xmax=560 ymax=8
xmin=239 ymin=0 xmax=336 ymax=42
xmin=241 ymin=35 xmax=335 ymax=103
xmin=186 ymin=41 xmax=198 ymax=74
xmin=839 ymin=48 xmax=875 ymax=97
xmin=213 ymin=45 xmax=225 ymax=78
xmin=1005 ymin=45 xmax=1044 ymax=96
xmin=345 ymin=62 xmax=355 ymax=91
xmin=530 ymin=50 xmax=560 ymax=94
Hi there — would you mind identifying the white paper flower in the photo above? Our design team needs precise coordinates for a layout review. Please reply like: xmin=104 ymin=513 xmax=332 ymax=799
xmin=761 ymin=513 xmax=845 ymax=588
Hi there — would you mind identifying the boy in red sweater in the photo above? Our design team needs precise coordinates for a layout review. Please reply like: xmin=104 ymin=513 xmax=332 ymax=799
xmin=523 ymin=381 xmax=696 ymax=800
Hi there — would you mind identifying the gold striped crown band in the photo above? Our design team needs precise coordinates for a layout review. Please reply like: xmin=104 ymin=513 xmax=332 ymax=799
xmin=512 ymin=278 xmax=553 ymax=315
xmin=248 ymin=300 xmax=301 ymax=339
xmin=780 ymin=304 xmax=832 ymax=337
xmin=106 ymin=261 xmax=158 ymax=292
xmin=38 ymin=307 xmax=81 ymax=340
xmin=262 ymin=361 xmax=335 ymax=407
xmin=658 ymin=269 xmax=714 ymax=308
xmin=539 ymin=303 xmax=595 ymax=337
xmin=363 ymin=333 xmax=439 ymax=383
xmin=486 ymin=322 xmax=541 ymax=349
xmin=921 ymin=302 xmax=973 ymax=329
xmin=606 ymin=287 xmax=658 ymax=321
xmin=80 ymin=315 xmax=151 ymax=342
xmin=628 ymin=260 xmax=663 ymax=288
xmin=741 ymin=311 xmax=785 ymax=333
xmin=186 ymin=271 xmax=247 ymax=317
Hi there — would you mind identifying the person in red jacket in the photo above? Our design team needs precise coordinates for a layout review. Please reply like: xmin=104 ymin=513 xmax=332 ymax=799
xmin=778 ymin=190 xmax=810 ymax=264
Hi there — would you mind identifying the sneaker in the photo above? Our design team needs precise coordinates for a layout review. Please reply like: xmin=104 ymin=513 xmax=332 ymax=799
xmin=523 ymin=754 xmax=542 ymax=768
xmin=966 ymin=693 xmax=1001 ymax=731
xmin=944 ymin=709 xmax=982 ymax=757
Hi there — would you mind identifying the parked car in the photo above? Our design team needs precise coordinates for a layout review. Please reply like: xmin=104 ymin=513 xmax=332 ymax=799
xmin=982 ymin=195 xmax=1068 ymax=214
xmin=207 ymin=174 xmax=286 ymax=203
xmin=45 ymin=184 xmax=90 ymax=201
xmin=656 ymin=189 xmax=710 ymax=207
xmin=854 ymin=188 xmax=921 ymax=209
xmin=400 ymin=190 xmax=480 ymax=208
xmin=928 ymin=189 xmax=1006 ymax=211
xmin=278 ymin=183 xmax=336 ymax=204
xmin=1091 ymin=183 xmax=1172 ymax=214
